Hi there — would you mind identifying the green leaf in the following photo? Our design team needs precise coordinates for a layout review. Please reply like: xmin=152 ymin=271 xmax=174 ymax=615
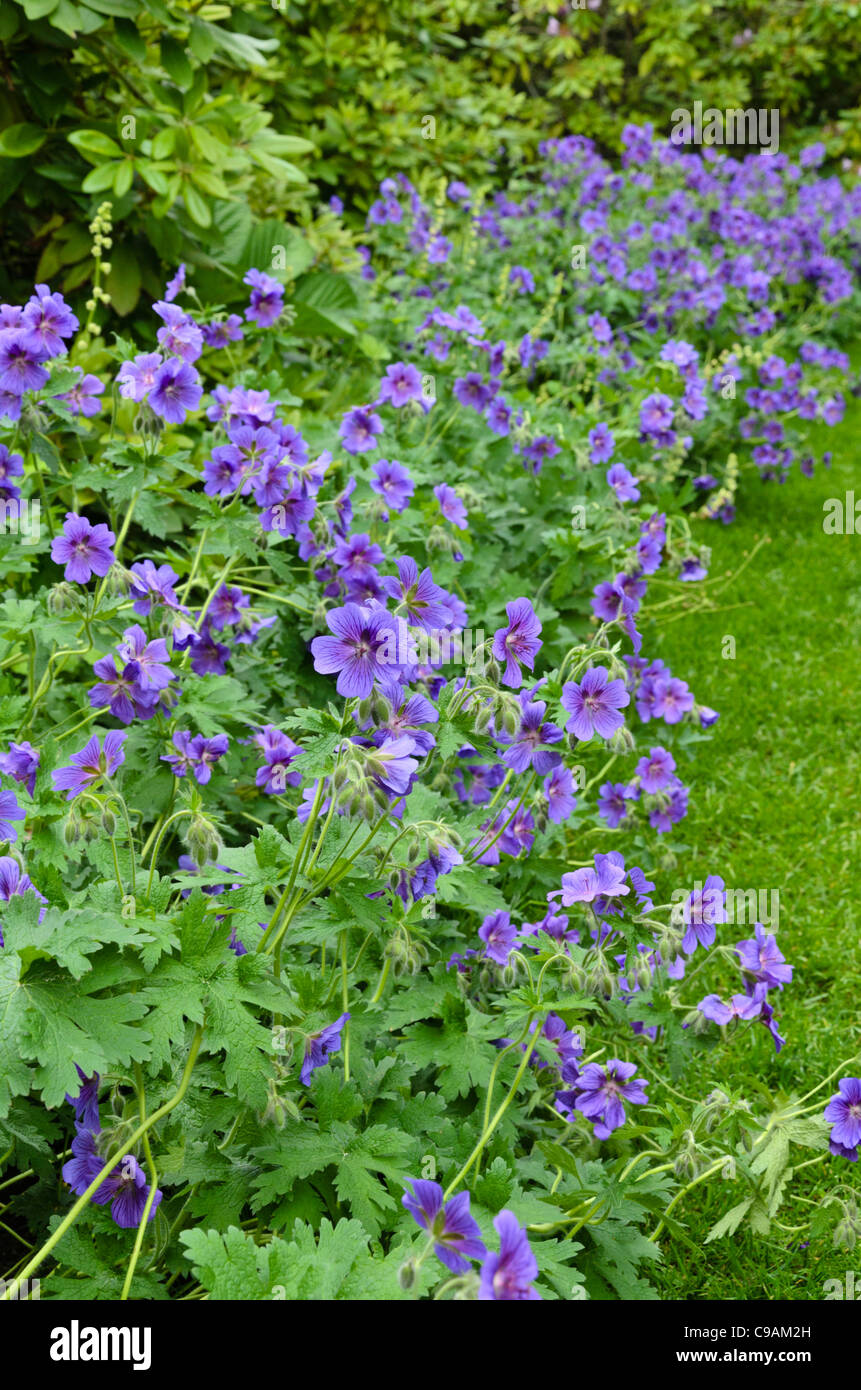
xmin=0 ymin=124 xmax=47 ymax=158
xmin=68 ymin=129 xmax=123 ymax=161
xmin=705 ymin=1198 xmax=753 ymax=1243
xmin=160 ymin=36 xmax=194 ymax=89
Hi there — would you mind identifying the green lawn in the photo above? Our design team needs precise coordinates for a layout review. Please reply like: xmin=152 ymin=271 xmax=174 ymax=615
xmin=642 ymin=386 xmax=861 ymax=1299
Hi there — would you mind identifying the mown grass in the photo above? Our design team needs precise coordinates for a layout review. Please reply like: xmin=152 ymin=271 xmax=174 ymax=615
xmin=641 ymin=384 xmax=861 ymax=1299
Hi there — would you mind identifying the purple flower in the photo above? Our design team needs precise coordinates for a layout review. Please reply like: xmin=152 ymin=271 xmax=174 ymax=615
xmin=117 ymin=352 xmax=163 ymax=402
xmin=0 ymin=333 xmax=49 ymax=395
xmin=402 ymin=1179 xmax=487 ymax=1274
xmin=736 ymin=924 xmax=792 ymax=989
xmin=89 ymin=655 xmax=158 ymax=725
xmin=0 ymin=855 xmax=46 ymax=942
xmin=311 ymin=604 xmax=406 ymax=698
xmin=164 ymin=264 xmax=186 ymax=302
xmin=433 ymin=483 xmax=468 ymax=530
xmin=479 ymin=910 xmax=518 ymax=965
xmin=491 ymin=598 xmax=542 ymax=689
xmin=58 ymin=372 xmax=104 ymax=417
xmin=824 ymin=1078 xmax=861 ymax=1157
xmin=161 ymin=731 xmax=229 ymax=785
xmin=0 ymin=740 xmax=39 ymax=796
xmin=651 ymin=676 xmax=694 ymax=724
xmin=381 ymin=556 xmax=449 ymax=631
xmin=370 ymin=459 xmax=414 ymax=513
xmin=555 ymin=852 xmax=629 ymax=906
xmin=478 ymin=1211 xmax=540 ymax=1301
xmin=153 ymin=302 xmax=203 ymax=362
xmin=680 ymin=875 xmax=727 ymax=954
xmin=117 ymin=625 xmax=174 ymax=691
xmin=108 ymin=1154 xmax=163 ymax=1229
xmin=0 ymin=789 xmax=25 ymax=843
xmin=128 ymin=561 xmax=181 ymax=616
xmin=148 ymin=358 xmax=202 ymax=424
xmin=606 ymin=464 xmax=640 ymax=501
xmin=300 ymin=1012 xmax=350 ymax=1084
xmin=0 ymin=444 xmax=24 ymax=485
xmin=588 ymin=422 xmax=615 ymax=464
xmin=244 ymin=269 xmax=284 ymax=327
xmin=544 ymin=765 xmax=576 ymax=822
xmin=572 ymin=1059 xmax=648 ymax=1137
xmin=561 ymin=665 xmax=629 ymax=741
xmin=339 ymin=406 xmax=383 ymax=455
xmin=377 ymin=362 xmax=423 ymax=408
xmin=698 ymin=989 xmax=766 ymax=1025
xmin=598 ymin=780 xmax=635 ymax=828
xmin=65 ymin=1066 xmax=101 ymax=1131
xmin=254 ymin=726 xmax=303 ymax=794
xmin=51 ymin=512 xmax=116 ymax=584
xmin=51 ymin=732 xmax=127 ymax=800
xmin=21 ymin=284 xmax=78 ymax=355
xmin=636 ymin=746 xmax=676 ymax=793
xmin=502 ymin=700 xmax=563 ymax=774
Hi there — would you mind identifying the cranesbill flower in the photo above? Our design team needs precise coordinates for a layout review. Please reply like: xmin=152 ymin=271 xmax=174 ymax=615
xmin=117 ymin=352 xmax=163 ymax=402
xmin=598 ymin=781 xmax=636 ymax=829
xmin=492 ymin=598 xmax=542 ymax=689
xmin=243 ymin=269 xmax=284 ymax=327
xmin=109 ymin=1154 xmax=163 ymax=1229
xmin=588 ymin=422 xmax=615 ymax=464
xmin=382 ymin=556 xmax=449 ymax=631
xmin=402 ymin=1179 xmax=487 ymax=1274
xmin=153 ymin=301 xmax=203 ymax=362
xmin=21 ymin=284 xmax=78 ymax=355
xmin=377 ymin=362 xmax=423 ymax=408
xmin=433 ymin=483 xmax=468 ymax=530
xmin=364 ymin=735 xmax=419 ymax=797
xmin=51 ymin=512 xmax=116 ymax=583
xmin=502 ymin=700 xmax=563 ymax=774
xmin=554 ymin=852 xmax=629 ymax=906
xmin=58 ymin=372 xmax=104 ymax=417
xmin=680 ymin=875 xmax=727 ymax=954
xmin=128 ymin=561 xmax=181 ymax=616
xmin=479 ymin=910 xmax=518 ymax=965
xmin=824 ymin=1078 xmax=861 ymax=1157
xmin=636 ymin=746 xmax=676 ymax=793
xmin=0 ymin=333 xmax=49 ymax=395
xmin=331 ymin=532 xmax=385 ymax=582
xmin=339 ymin=405 xmax=383 ymax=454
xmin=606 ymin=463 xmax=640 ymax=501
xmin=561 ymin=665 xmax=629 ymax=741
xmin=148 ymin=358 xmax=202 ymax=424
xmin=544 ymin=765 xmax=576 ymax=822
xmin=698 ymin=989 xmax=766 ymax=1025
xmin=736 ymin=924 xmax=792 ymax=989
xmin=478 ymin=1211 xmax=540 ymax=1301
xmin=0 ymin=789 xmax=24 ymax=843
xmin=254 ymin=726 xmax=303 ymax=794
xmin=650 ymin=676 xmax=694 ymax=724
xmin=51 ymin=732 xmax=127 ymax=800
xmin=0 ymin=444 xmax=23 ymax=485
xmin=65 ymin=1066 xmax=101 ymax=1131
xmin=117 ymin=625 xmax=174 ymax=691
xmin=311 ymin=604 xmax=405 ymax=698
xmin=89 ymin=655 xmax=158 ymax=725
xmin=573 ymin=1059 xmax=648 ymax=1137
xmin=370 ymin=459 xmax=414 ymax=514
xmin=0 ymin=740 xmax=39 ymax=796
xmin=162 ymin=731 xmax=229 ymax=785
xmin=300 ymin=1012 xmax=350 ymax=1084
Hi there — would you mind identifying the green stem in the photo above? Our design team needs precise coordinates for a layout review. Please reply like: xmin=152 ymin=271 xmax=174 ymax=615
xmin=1 ymin=1027 xmax=204 ymax=1301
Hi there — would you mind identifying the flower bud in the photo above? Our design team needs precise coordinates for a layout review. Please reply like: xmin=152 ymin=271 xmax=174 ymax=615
xmin=101 ymin=806 xmax=117 ymax=836
xmin=397 ymin=1258 xmax=418 ymax=1290
xmin=47 ymin=581 xmax=77 ymax=615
